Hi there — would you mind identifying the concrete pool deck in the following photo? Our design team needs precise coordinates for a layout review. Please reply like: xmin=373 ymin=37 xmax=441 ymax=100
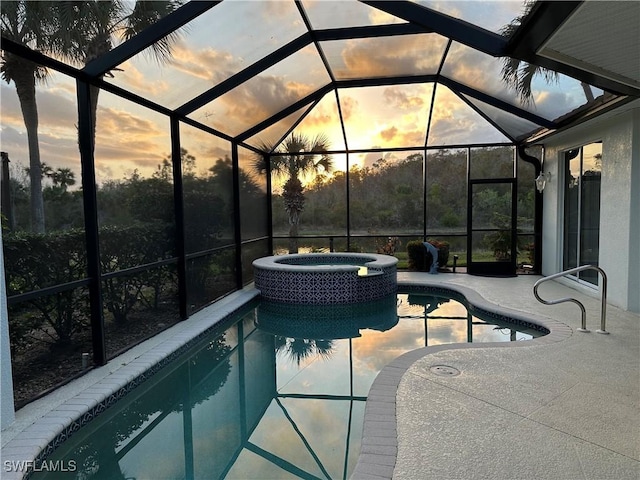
xmin=354 ymin=272 xmax=640 ymax=480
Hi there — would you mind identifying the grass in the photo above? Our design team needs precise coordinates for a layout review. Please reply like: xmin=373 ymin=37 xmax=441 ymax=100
xmin=281 ymin=240 xmax=514 ymax=270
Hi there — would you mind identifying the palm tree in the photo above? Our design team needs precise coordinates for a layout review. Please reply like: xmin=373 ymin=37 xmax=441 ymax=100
xmin=253 ymin=132 xmax=333 ymax=253
xmin=51 ymin=167 xmax=76 ymax=192
xmin=55 ymin=1 xmax=183 ymax=144
xmin=24 ymin=161 xmax=52 ymax=180
xmin=1 ymin=1 xmax=58 ymax=233
xmin=500 ymin=1 xmax=594 ymax=106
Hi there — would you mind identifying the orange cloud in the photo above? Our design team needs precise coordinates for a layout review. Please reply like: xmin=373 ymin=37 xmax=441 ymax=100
xmin=442 ymin=43 xmax=495 ymax=91
xmin=180 ymin=123 xmax=232 ymax=173
xmin=168 ymin=42 xmax=239 ymax=83
xmin=374 ymin=124 xmax=425 ymax=147
xmin=1 ymin=83 xmax=84 ymax=174
xmin=91 ymin=105 xmax=170 ymax=179
xmin=394 ymin=129 xmax=426 ymax=147
xmin=379 ymin=125 xmax=398 ymax=142
xmin=301 ymin=96 xmax=338 ymax=128
xmin=96 ymin=106 xmax=165 ymax=139
xmin=115 ymin=61 xmax=172 ymax=97
xmin=383 ymin=87 xmax=424 ymax=109
xmin=337 ymin=95 xmax=357 ymax=121
xmin=368 ymin=5 xmax=404 ymax=25
xmin=338 ymin=34 xmax=447 ymax=78
xmin=205 ymin=74 xmax=319 ymax=136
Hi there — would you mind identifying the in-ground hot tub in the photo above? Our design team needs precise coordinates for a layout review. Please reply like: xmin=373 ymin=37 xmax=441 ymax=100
xmin=252 ymin=252 xmax=398 ymax=304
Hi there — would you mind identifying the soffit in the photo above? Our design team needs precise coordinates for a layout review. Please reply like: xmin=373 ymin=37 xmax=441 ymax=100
xmin=538 ymin=1 xmax=640 ymax=89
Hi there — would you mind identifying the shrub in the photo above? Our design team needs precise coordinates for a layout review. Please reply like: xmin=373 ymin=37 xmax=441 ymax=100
xmin=4 ymin=229 xmax=89 ymax=347
xmin=100 ymin=223 xmax=176 ymax=324
xmin=186 ymin=249 xmax=235 ymax=310
xmin=347 ymin=241 xmax=363 ymax=253
xmin=406 ymin=239 xmax=450 ymax=271
xmin=482 ymin=213 xmax=525 ymax=261
xmin=3 ymin=222 xmax=177 ymax=348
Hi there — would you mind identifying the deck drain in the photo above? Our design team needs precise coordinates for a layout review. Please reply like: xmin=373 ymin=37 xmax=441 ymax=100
xmin=430 ymin=365 xmax=461 ymax=377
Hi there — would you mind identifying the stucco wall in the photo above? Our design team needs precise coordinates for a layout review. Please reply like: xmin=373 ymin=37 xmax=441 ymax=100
xmin=542 ymin=100 xmax=640 ymax=313
xmin=629 ymin=107 xmax=640 ymax=313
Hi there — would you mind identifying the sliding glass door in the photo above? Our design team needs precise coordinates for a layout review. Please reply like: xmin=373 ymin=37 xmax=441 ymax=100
xmin=563 ymin=142 xmax=602 ymax=285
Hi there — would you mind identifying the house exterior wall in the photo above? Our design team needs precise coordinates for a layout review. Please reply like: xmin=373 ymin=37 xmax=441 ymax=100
xmin=542 ymin=100 xmax=640 ymax=313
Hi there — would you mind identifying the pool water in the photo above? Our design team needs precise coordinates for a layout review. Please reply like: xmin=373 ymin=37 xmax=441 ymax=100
xmin=33 ymin=291 xmax=543 ymax=480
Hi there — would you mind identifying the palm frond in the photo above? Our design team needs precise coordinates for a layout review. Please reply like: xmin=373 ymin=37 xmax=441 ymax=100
xmin=315 ymin=155 xmax=334 ymax=174
xmin=499 ymin=0 xmax=559 ymax=106
xmin=0 ymin=2 xmax=52 ymax=85
xmin=308 ymin=132 xmax=330 ymax=152
xmin=123 ymin=1 xmax=185 ymax=64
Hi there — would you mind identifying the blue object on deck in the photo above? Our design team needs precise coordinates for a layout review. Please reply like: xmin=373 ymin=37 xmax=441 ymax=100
xmin=423 ymin=242 xmax=439 ymax=274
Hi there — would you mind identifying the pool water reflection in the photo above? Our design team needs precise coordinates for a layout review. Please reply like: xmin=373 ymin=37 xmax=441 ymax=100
xmin=33 ymin=292 xmax=542 ymax=480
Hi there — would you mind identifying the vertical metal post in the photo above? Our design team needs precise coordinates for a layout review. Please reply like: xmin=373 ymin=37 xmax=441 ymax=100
xmin=346 ymin=152 xmax=351 ymax=251
xmin=1 ymin=152 xmax=14 ymax=230
xmin=598 ymin=271 xmax=608 ymax=334
xmin=232 ymin=143 xmax=243 ymax=289
xmin=76 ymin=80 xmax=106 ymax=366
xmin=335 ymin=89 xmax=350 ymax=253
xmin=423 ymin=148 xmax=428 ymax=241
xmin=465 ymin=147 xmax=472 ymax=269
xmin=423 ymin=315 xmax=428 ymax=346
xmin=170 ymin=117 xmax=188 ymax=319
xmin=265 ymin=153 xmax=274 ymax=254
xmin=510 ymin=149 xmax=518 ymax=273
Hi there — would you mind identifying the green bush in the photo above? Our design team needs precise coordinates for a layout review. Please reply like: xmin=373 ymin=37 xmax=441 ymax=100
xmin=100 ymin=223 xmax=175 ymax=324
xmin=4 ymin=229 xmax=89 ymax=347
xmin=186 ymin=249 xmax=235 ymax=310
xmin=406 ymin=239 xmax=450 ymax=271
xmin=482 ymin=212 xmax=525 ymax=261
xmin=3 ymin=222 xmax=177 ymax=348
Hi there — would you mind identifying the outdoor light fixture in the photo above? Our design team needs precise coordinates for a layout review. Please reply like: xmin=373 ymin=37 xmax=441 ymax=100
xmin=535 ymin=171 xmax=551 ymax=193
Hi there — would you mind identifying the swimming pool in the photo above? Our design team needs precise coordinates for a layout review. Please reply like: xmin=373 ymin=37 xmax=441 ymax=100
xmin=29 ymin=289 xmax=545 ymax=480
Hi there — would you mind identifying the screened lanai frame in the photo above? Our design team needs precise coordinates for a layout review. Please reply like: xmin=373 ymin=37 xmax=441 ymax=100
xmin=2 ymin=1 xmax=638 ymax=403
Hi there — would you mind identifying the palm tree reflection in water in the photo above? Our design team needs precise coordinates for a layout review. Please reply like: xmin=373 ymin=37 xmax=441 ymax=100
xmin=274 ymin=336 xmax=335 ymax=365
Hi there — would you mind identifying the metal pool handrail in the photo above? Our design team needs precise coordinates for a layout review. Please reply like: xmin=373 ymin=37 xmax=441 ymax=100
xmin=533 ymin=265 xmax=609 ymax=334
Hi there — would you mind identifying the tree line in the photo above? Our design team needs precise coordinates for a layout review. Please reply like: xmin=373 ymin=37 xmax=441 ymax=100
xmin=272 ymin=146 xmax=535 ymax=239
xmin=2 ymin=0 xmax=186 ymax=233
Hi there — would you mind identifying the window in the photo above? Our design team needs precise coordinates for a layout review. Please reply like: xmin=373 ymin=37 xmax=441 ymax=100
xmin=563 ymin=142 xmax=602 ymax=285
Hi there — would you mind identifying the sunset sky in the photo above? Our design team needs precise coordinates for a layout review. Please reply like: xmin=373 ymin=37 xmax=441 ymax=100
xmin=0 ymin=0 xmax=599 ymax=187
